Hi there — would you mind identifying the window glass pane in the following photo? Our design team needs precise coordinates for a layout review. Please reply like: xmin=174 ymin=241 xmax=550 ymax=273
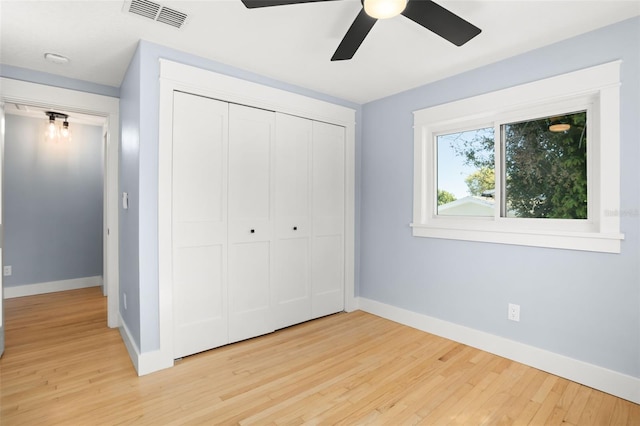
xmin=503 ymin=111 xmax=587 ymax=219
xmin=437 ymin=128 xmax=495 ymax=216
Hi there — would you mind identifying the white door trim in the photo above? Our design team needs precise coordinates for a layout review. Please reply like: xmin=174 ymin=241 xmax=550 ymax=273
xmin=0 ymin=77 xmax=120 ymax=328
xmin=1 ymin=102 xmax=5 ymax=357
xmin=157 ymin=59 xmax=356 ymax=374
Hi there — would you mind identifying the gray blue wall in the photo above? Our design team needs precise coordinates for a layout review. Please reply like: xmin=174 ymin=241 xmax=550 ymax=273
xmin=119 ymin=40 xmax=361 ymax=353
xmin=119 ymin=47 xmax=142 ymax=347
xmin=359 ymin=17 xmax=640 ymax=377
xmin=4 ymin=114 xmax=104 ymax=287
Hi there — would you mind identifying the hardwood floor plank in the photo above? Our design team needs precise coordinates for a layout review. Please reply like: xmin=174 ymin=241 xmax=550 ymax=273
xmin=562 ymin=383 xmax=593 ymax=425
xmin=529 ymin=386 xmax=563 ymax=425
xmin=452 ymin=361 xmax=526 ymax=424
xmin=594 ymin=393 xmax=616 ymax=426
xmin=626 ymin=398 xmax=640 ymax=425
xmin=577 ymin=389 xmax=605 ymax=425
xmin=608 ymin=398 xmax=630 ymax=425
xmin=1 ymin=287 xmax=637 ymax=425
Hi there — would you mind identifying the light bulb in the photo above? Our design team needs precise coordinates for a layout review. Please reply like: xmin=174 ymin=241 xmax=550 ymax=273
xmin=48 ymin=118 xmax=57 ymax=139
xmin=61 ymin=121 xmax=70 ymax=138
xmin=364 ymin=0 xmax=407 ymax=19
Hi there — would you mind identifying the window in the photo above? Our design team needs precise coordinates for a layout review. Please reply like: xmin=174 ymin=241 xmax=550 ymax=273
xmin=437 ymin=127 xmax=494 ymax=217
xmin=503 ymin=111 xmax=587 ymax=220
xmin=412 ymin=61 xmax=623 ymax=253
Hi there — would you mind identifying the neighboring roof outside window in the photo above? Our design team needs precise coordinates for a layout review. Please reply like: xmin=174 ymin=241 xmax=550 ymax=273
xmin=438 ymin=196 xmax=494 ymax=216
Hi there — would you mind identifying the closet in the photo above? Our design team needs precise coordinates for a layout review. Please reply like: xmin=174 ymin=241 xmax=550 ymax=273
xmin=172 ymin=91 xmax=345 ymax=359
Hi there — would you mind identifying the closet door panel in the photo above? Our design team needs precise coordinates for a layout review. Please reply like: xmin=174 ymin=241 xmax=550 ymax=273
xmin=228 ymin=106 xmax=272 ymax=223
xmin=228 ymin=242 xmax=272 ymax=343
xmin=311 ymin=235 xmax=344 ymax=317
xmin=273 ymin=114 xmax=312 ymax=329
xmin=172 ymin=92 xmax=228 ymax=358
xmin=228 ymin=104 xmax=275 ymax=343
xmin=312 ymin=122 xmax=345 ymax=235
xmin=311 ymin=121 xmax=345 ymax=319
xmin=273 ymin=237 xmax=309 ymax=329
xmin=173 ymin=245 xmax=226 ymax=357
xmin=275 ymin=114 xmax=310 ymax=223
xmin=228 ymin=221 xmax=270 ymax=244
xmin=173 ymin=222 xmax=226 ymax=247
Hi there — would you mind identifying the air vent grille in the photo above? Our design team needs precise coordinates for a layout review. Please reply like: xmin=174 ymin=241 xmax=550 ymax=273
xmin=126 ymin=0 xmax=187 ymax=29
xmin=157 ymin=7 xmax=187 ymax=28
xmin=129 ymin=0 xmax=160 ymax=20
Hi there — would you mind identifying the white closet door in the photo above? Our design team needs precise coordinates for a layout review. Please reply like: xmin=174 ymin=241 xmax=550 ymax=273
xmin=311 ymin=121 xmax=345 ymax=319
xmin=228 ymin=104 xmax=275 ymax=343
xmin=273 ymin=113 xmax=312 ymax=329
xmin=172 ymin=92 xmax=229 ymax=358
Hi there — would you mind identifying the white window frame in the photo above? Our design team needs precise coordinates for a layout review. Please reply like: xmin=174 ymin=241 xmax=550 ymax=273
xmin=412 ymin=61 xmax=623 ymax=253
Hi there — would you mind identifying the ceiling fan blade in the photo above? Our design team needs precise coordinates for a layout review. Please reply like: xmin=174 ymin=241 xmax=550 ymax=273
xmin=402 ymin=0 xmax=481 ymax=46
xmin=241 ymin=0 xmax=338 ymax=8
xmin=331 ymin=8 xmax=377 ymax=61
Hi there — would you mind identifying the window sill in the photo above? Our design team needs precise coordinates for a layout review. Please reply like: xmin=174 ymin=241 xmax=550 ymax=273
xmin=410 ymin=223 xmax=624 ymax=253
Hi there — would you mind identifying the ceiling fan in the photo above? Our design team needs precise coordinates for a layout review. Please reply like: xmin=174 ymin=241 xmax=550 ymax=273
xmin=240 ymin=0 xmax=481 ymax=61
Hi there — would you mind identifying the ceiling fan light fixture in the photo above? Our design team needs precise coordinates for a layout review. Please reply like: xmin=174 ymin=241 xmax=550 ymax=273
xmin=549 ymin=123 xmax=570 ymax=132
xmin=363 ymin=0 xmax=407 ymax=19
xmin=549 ymin=116 xmax=571 ymax=132
xmin=240 ymin=0 xmax=481 ymax=61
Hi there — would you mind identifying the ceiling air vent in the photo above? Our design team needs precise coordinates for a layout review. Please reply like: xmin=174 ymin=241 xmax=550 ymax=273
xmin=126 ymin=0 xmax=187 ymax=29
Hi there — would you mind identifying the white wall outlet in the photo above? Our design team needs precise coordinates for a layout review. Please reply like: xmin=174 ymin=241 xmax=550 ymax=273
xmin=508 ymin=303 xmax=520 ymax=322
xmin=3 ymin=265 xmax=12 ymax=276
xmin=123 ymin=293 xmax=127 ymax=310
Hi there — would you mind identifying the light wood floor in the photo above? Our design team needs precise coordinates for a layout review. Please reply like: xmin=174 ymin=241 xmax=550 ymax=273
xmin=1 ymin=287 xmax=638 ymax=425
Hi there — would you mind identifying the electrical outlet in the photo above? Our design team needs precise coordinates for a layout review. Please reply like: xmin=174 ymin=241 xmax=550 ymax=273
xmin=508 ymin=303 xmax=520 ymax=322
xmin=123 ymin=293 xmax=127 ymax=310
xmin=3 ymin=265 xmax=12 ymax=276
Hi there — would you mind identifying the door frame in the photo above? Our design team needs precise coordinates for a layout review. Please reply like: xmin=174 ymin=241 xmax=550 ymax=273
xmin=156 ymin=59 xmax=356 ymax=374
xmin=1 ymin=102 xmax=5 ymax=357
xmin=0 ymin=78 xmax=120 ymax=328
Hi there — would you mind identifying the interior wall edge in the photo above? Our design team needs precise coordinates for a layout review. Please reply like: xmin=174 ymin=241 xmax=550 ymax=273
xmin=118 ymin=311 xmax=174 ymax=376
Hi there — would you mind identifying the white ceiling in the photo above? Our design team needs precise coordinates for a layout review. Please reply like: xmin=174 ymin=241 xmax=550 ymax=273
xmin=1 ymin=0 xmax=639 ymax=104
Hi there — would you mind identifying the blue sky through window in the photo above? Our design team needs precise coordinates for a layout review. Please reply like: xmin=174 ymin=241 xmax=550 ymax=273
xmin=437 ymin=128 xmax=494 ymax=199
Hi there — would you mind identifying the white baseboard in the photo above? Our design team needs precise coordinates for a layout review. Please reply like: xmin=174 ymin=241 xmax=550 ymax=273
xmin=357 ymin=297 xmax=640 ymax=404
xmin=118 ymin=313 xmax=174 ymax=376
xmin=118 ymin=316 xmax=141 ymax=374
xmin=4 ymin=276 xmax=103 ymax=299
